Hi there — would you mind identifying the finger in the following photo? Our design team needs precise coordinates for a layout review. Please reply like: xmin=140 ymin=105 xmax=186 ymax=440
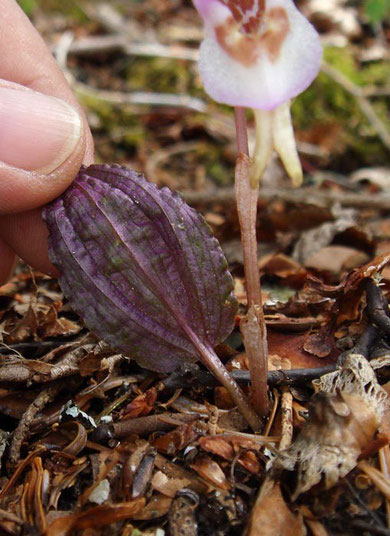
xmin=0 ymin=0 xmax=94 ymax=161
xmin=0 ymin=0 xmax=94 ymax=278
xmin=0 ymin=1 xmax=94 ymax=214
xmin=0 ymin=237 xmax=16 ymax=285
xmin=0 ymin=210 xmax=57 ymax=278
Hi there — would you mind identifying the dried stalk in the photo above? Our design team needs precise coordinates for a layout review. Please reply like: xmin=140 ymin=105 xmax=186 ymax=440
xmin=9 ymin=384 xmax=61 ymax=467
xmin=241 ymin=305 xmax=269 ymax=416
xmin=279 ymin=387 xmax=293 ymax=450
xmin=379 ymin=446 xmax=390 ymax=528
xmin=234 ymin=107 xmax=269 ymax=417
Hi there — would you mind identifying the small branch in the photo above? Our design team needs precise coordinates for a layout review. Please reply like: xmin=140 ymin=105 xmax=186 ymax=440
xmin=90 ymin=413 xmax=202 ymax=443
xmin=74 ymin=80 xmax=207 ymax=113
xmin=9 ymin=384 xmax=61 ymax=467
xmin=161 ymin=363 xmax=337 ymax=392
xmin=54 ymin=33 xmax=206 ymax=114
xmin=365 ymin=278 xmax=390 ymax=335
xmin=54 ymin=34 xmax=199 ymax=61
xmin=351 ymin=522 xmax=390 ymax=536
xmin=279 ymin=387 xmax=293 ymax=450
xmin=182 ymin=185 xmax=390 ymax=211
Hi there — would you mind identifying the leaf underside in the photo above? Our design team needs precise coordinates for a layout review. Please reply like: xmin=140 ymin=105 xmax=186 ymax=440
xmin=43 ymin=164 xmax=237 ymax=372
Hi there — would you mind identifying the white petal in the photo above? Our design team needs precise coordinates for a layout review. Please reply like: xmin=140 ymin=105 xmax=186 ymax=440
xmin=272 ymin=101 xmax=303 ymax=186
xmin=250 ymin=109 xmax=274 ymax=187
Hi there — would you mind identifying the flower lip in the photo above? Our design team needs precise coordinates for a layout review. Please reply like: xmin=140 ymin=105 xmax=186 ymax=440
xmin=221 ymin=0 xmax=266 ymax=34
xmin=194 ymin=0 xmax=322 ymax=110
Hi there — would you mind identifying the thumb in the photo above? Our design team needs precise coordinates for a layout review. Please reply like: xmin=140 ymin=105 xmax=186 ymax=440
xmin=0 ymin=82 xmax=87 ymax=213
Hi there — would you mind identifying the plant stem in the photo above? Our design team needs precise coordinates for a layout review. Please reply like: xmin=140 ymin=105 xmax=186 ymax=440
xmin=234 ymin=107 xmax=269 ymax=416
xmin=241 ymin=305 xmax=269 ymax=416
xmin=187 ymin=329 xmax=262 ymax=431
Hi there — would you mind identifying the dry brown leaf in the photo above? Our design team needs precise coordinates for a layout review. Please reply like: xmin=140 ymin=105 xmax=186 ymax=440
xmin=190 ymin=455 xmax=230 ymax=489
xmin=276 ymin=354 xmax=388 ymax=500
xmin=152 ymin=421 xmax=204 ymax=455
xmin=46 ymin=498 xmax=146 ymax=535
xmin=245 ymin=479 xmax=306 ymax=536
xmin=268 ymin=330 xmax=337 ymax=368
xmin=131 ymin=494 xmax=172 ymax=520
xmin=305 ymin=246 xmax=369 ymax=276
xmin=37 ymin=303 xmax=81 ymax=338
xmin=198 ymin=435 xmax=263 ymax=474
xmin=6 ymin=305 xmax=38 ymax=343
xmin=120 ymin=388 xmax=158 ymax=420
xmin=292 ymin=205 xmax=357 ymax=266
xmin=303 ymin=328 xmax=336 ymax=359
xmin=259 ymin=253 xmax=307 ymax=282
xmin=299 ymin=505 xmax=329 ymax=536
xmin=307 ymin=252 xmax=390 ymax=328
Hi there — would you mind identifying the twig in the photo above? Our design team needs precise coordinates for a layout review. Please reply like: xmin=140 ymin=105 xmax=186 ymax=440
xmin=322 ymin=61 xmax=390 ymax=152
xmin=54 ymin=34 xmax=199 ymax=62
xmin=0 ymin=509 xmax=23 ymax=525
xmin=74 ymin=80 xmax=208 ymax=113
xmin=379 ymin=446 xmax=390 ymax=528
xmin=365 ymin=279 xmax=390 ymax=335
xmin=279 ymin=387 xmax=293 ymax=450
xmin=145 ymin=141 xmax=205 ymax=181
xmin=90 ymin=412 xmax=203 ymax=443
xmin=161 ymin=363 xmax=337 ymax=393
xmin=359 ymin=460 xmax=390 ymax=501
xmin=8 ymin=384 xmax=61 ymax=467
xmin=56 ymin=28 xmax=389 ymax=151
xmin=353 ymin=325 xmax=380 ymax=358
xmin=182 ymin=185 xmax=390 ymax=210
xmin=345 ymin=478 xmax=385 ymax=528
xmin=351 ymin=522 xmax=390 ymax=536
xmin=0 ymin=334 xmax=85 ymax=354
xmin=54 ymin=33 xmax=207 ymax=113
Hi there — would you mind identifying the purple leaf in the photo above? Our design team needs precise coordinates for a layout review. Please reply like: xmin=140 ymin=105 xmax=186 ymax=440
xmin=43 ymin=164 xmax=237 ymax=373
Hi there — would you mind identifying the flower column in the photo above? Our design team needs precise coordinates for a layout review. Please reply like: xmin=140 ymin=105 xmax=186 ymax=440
xmin=193 ymin=0 xmax=322 ymax=415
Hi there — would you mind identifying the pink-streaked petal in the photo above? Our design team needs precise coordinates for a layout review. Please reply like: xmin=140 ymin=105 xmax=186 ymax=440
xmin=193 ymin=0 xmax=231 ymax=25
xmin=195 ymin=0 xmax=322 ymax=110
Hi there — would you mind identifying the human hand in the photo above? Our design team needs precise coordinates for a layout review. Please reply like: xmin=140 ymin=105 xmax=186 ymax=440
xmin=0 ymin=0 xmax=94 ymax=284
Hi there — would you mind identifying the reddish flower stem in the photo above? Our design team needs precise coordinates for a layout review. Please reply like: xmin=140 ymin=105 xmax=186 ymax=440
xmin=189 ymin=334 xmax=262 ymax=432
xmin=234 ymin=107 xmax=269 ymax=417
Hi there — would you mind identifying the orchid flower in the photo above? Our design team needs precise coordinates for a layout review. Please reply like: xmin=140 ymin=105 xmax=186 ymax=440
xmin=193 ymin=0 xmax=322 ymax=186
xmin=192 ymin=0 xmax=322 ymax=417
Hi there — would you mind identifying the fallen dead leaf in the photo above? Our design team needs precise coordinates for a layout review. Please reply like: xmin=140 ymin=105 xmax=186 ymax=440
xmin=245 ymin=478 xmax=306 ymax=536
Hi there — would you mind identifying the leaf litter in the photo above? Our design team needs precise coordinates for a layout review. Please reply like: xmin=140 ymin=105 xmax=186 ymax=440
xmin=1 ymin=1 xmax=390 ymax=534
xmin=1 ymin=195 xmax=390 ymax=535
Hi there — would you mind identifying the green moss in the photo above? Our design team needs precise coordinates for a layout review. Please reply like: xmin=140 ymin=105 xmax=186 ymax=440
xmin=125 ymin=57 xmax=196 ymax=94
xmin=292 ymin=46 xmax=389 ymax=166
xmin=17 ymin=0 xmax=36 ymax=16
xmin=34 ymin=0 xmax=89 ymax=21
